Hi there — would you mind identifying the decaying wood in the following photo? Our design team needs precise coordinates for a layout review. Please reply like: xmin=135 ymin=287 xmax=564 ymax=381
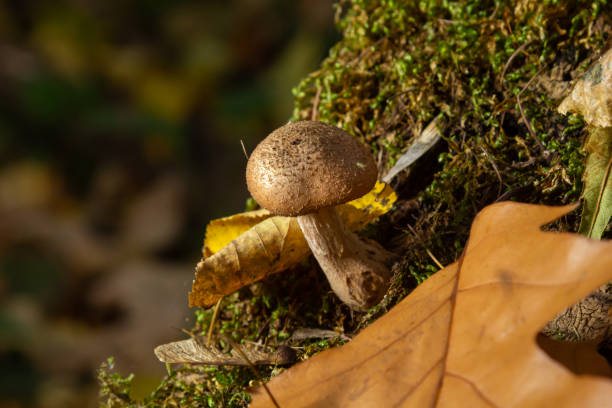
xmin=543 ymin=283 xmax=612 ymax=342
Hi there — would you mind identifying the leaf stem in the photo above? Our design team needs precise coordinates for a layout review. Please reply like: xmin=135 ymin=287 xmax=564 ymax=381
xmin=222 ymin=335 xmax=281 ymax=408
xmin=206 ymin=297 xmax=223 ymax=347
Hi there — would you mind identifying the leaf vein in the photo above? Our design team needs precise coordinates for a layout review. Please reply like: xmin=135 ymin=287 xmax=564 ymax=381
xmin=283 ymin=275 xmax=456 ymax=398
xmin=445 ymin=371 xmax=499 ymax=407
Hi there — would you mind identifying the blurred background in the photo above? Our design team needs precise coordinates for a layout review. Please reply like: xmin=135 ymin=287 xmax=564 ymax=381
xmin=0 ymin=0 xmax=337 ymax=406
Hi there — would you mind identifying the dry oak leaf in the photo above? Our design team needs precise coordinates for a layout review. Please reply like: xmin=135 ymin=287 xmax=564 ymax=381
xmin=190 ymin=181 xmax=396 ymax=308
xmin=251 ymin=202 xmax=612 ymax=407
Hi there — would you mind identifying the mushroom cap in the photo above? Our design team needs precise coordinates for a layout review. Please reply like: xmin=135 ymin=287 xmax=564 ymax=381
xmin=246 ymin=121 xmax=377 ymax=216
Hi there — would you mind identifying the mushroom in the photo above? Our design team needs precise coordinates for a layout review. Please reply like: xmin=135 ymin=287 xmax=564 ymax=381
xmin=246 ymin=120 xmax=395 ymax=311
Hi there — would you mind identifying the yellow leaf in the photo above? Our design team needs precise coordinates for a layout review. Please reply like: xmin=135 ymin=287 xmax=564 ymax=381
xmin=338 ymin=179 xmax=397 ymax=231
xmin=190 ymin=181 xmax=397 ymax=308
xmin=203 ymin=209 xmax=271 ymax=257
xmin=202 ymin=181 xmax=396 ymax=256
xmin=190 ymin=216 xmax=308 ymax=307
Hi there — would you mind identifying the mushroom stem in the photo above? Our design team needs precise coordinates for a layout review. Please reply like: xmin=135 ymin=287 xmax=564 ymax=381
xmin=297 ymin=207 xmax=395 ymax=311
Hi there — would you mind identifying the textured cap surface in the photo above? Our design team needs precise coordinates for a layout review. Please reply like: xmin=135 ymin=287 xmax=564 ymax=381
xmin=246 ymin=121 xmax=377 ymax=216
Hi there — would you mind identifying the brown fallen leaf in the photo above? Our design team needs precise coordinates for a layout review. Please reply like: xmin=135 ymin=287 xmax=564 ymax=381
xmin=558 ymin=48 xmax=612 ymax=128
xmin=190 ymin=182 xmax=396 ymax=308
xmin=190 ymin=215 xmax=309 ymax=308
xmin=154 ymin=337 xmax=295 ymax=366
xmin=251 ymin=202 xmax=612 ymax=407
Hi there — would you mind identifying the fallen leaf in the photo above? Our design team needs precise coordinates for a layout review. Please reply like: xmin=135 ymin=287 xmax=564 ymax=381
xmin=190 ymin=182 xmax=396 ymax=308
xmin=202 ymin=181 xmax=396 ymax=256
xmin=558 ymin=48 xmax=612 ymax=238
xmin=203 ymin=209 xmax=272 ymax=257
xmin=154 ymin=337 xmax=295 ymax=366
xmin=251 ymin=202 xmax=612 ymax=407
xmin=558 ymin=48 xmax=612 ymax=128
xmin=382 ymin=116 xmax=442 ymax=183
xmin=577 ymin=127 xmax=612 ymax=239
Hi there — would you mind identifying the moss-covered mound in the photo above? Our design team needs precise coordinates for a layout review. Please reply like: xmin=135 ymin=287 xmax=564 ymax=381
xmin=99 ymin=1 xmax=611 ymax=406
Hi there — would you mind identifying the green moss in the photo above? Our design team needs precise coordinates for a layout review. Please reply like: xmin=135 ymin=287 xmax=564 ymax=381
xmin=99 ymin=1 xmax=611 ymax=405
xmin=99 ymin=357 xmax=256 ymax=407
xmin=292 ymin=0 xmax=608 ymax=282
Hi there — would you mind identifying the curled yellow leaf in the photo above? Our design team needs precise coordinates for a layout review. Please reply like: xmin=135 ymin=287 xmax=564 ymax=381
xmin=203 ymin=209 xmax=271 ymax=257
xmin=189 ymin=181 xmax=397 ymax=308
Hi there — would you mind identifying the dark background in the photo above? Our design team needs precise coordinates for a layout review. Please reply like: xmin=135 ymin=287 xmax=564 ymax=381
xmin=0 ymin=1 xmax=337 ymax=406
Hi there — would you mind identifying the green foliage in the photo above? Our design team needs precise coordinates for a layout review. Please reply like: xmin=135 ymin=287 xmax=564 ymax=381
xmin=578 ymin=128 xmax=612 ymax=238
xmin=98 ymin=357 xmax=257 ymax=407
xmin=98 ymin=358 xmax=135 ymax=407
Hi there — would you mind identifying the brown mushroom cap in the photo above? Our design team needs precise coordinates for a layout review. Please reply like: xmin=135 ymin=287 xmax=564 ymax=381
xmin=246 ymin=121 xmax=377 ymax=216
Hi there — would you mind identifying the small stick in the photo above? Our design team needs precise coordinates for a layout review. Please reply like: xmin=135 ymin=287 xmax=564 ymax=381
xmin=311 ymin=86 xmax=322 ymax=121
xmin=240 ymin=140 xmax=249 ymax=160
xmin=222 ymin=335 xmax=281 ymax=408
xmin=206 ymin=297 xmax=223 ymax=347
xmin=494 ymin=183 xmax=533 ymax=203
xmin=504 ymin=8 xmax=515 ymax=40
xmin=181 ymin=328 xmax=195 ymax=337
xmin=499 ymin=40 xmax=534 ymax=89
xmin=255 ymin=316 xmax=272 ymax=339
xmin=480 ymin=146 xmax=503 ymax=198
xmin=488 ymin=3 xmax=501 ymax=19
xmin=384 ymin=88 xmax=416 ymax=101
xmin=426 ymin=248 xmax=444 ymax=270
xmin=587 ymin=155 xmax=612 ymax=237
xmin=516 ymin=67 xmax=546 ymax=152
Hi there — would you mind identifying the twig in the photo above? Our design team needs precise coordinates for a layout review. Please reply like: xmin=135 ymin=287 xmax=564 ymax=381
xmin=206 ymin=297 xmax=223 ymax=347
xmin=488 ymin=3 xmax=501 ymax=19
xmin=426 ymin=248 xmax=444 ymax=269
xmin=494 ymin=183 xmax=533 ymax=203
xmin=587 ymin=155 xmax=612 ymax=237
xmin=480 ymin=146 xmax=503 ymax=198
xmin=222 ymin=335 xmax=281 ymax=408
xmin=511 ymin=158 xmax=537 ymax=169
xmin=384 ymin=88 xmax=416 ymax=102
xmin=348 ymin=38 xmax=384 ymax=68
xmin=516 ymin=67 xmax=547 ymax=152
xmin=499 ymin=40 xmax=534 ymax=89
xmin=240 ymin=140 xmax=249 ymax=160
xmin=504 ymin=8 xmax=515 ymax=40
xmin=255 ymin=316 xmax=272 ymax=339
xmin=311 ymin=86 xmax=322 ymax=121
